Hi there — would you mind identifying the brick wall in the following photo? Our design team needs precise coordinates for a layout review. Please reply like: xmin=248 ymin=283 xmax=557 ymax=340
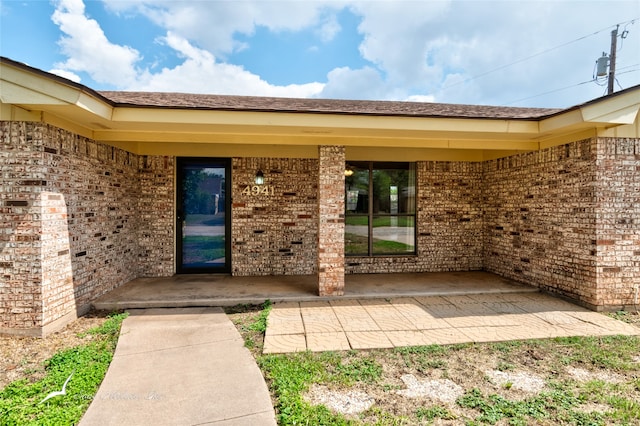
xmin=594 ymin=137 xmax=640 ymax=309
xmin=483 ymin=137 xmax=640 ymax=310
xmin=1 ymin=122 xmax=46 ymax=332
xmin=1 ymin=122 xmax=173 ymax=335
xmin=344 ymin=138 xmax=638 ymax=310
xmin=346 ymin=161 xmax=483 ymax=274
xmin=483 ymin=139 xmax=600 ymax=307
xmin=231 ymin=157 xmax=318 ymax=276
xmin=138 ymin=155 xmax=175 ymax=277
xmin=42 ymin=126 xmax=141 ymax=325
xmin=3 ymin=120 xmax=639 ymax=335
xmin=318 ymin=146 xmax=345 ymax=295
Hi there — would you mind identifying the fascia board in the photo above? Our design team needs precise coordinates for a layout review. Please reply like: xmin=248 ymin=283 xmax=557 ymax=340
xmin=580 ymin=90 xmax=640 ymax=124
xmin=0 ymin=80 xmax=68 ymax=105
xmin=0 ymin=64 xmax=78 ymax=104
xmin=0 ymin=62 xmax=113 ymax=119
xmin=75 ymin=92 xmax=113 ymax=120
xmin=539 ymin=109 xmax=584 ymax=133
xmin=581 ymin=103 xmax=639 ymax=125
xmin=539 ymin=89 xmax=640 ymax=133
xmin=110 ymin=107 xmax=539 ymax=136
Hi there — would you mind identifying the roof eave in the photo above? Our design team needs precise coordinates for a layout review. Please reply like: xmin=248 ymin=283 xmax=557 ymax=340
xmin=540 ymin=88 xmax=640 ymax=135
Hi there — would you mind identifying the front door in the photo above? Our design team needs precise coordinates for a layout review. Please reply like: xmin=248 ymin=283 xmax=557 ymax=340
xmin=177 ymin=158 xmax=231 ymax=273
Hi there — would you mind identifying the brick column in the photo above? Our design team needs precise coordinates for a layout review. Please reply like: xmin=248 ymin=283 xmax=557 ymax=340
xmin=317 ymin=145 xmax=345 ymax=296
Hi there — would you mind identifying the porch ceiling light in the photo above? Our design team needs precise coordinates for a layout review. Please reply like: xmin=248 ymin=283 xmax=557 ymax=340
xmin=344 ymin=168 xmax=354 ymax=177
xmin=255 ymin=169 xmax=265 ymax=185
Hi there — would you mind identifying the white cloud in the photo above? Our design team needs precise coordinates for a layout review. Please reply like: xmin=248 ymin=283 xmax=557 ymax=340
xmin=52 ymin=0 xmax=141 ymax=86
xmin=319 ymin=66 xmax=389 ymax=100
xmin=347 ymin=0 xmax=640 ymax=106
xmin=103 ymin=0 xmax=346 ymax=56
xmin=48 ymin=68 xmax=82 ymax=83
xmin=405 ymin=94 xmax=436 ymax=103
xmin=48 ymin=0 xmax=639 ymax=107
xmin=51 ymin=0 xmax=325 ymax=97
xmin=133 ymin=33 xmax=324 ymax=97
xmin=318 ymin=13 xmax=341 ymax=42
xmin=350 ymin=0 xmax=450 ymax=89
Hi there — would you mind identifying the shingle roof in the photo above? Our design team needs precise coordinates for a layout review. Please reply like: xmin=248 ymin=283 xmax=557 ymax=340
xmin=97 ymin=91 xmax=562 ymax=120
xmin=4 ymin=56 xmax=625 ymax=121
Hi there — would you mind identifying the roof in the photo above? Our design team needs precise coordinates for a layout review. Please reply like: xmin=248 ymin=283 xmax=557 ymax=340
xmin=1 ymin=55 xmax=639 ymax=160
xmin=1 ymin=56 xmax=563 ymax=120
xmin=97 ymin=91 xmax=562 ymax=120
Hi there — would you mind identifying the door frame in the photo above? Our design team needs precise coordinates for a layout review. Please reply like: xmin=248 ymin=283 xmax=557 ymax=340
xmin=176 ymin=157 xmax=232 ymax=274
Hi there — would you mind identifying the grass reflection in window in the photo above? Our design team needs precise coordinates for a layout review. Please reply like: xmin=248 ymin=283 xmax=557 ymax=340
xmin=345 ymin=162 xmax=416 ymax=256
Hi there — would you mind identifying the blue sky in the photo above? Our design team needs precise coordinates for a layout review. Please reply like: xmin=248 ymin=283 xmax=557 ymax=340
xmin=1 ymin=0 xmax=639 ymax=108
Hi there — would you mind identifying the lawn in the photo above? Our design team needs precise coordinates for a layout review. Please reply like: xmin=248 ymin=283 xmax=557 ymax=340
xmin=2 ymin=306 xmax=639 ymax=425
xmin=227 ymin=305 xmax=640 ymax=426
xmin=0 ymin=312 xmax=127 ymax=425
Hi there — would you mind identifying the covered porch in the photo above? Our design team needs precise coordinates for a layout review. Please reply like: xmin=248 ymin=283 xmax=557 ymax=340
xmin=92 ymin=271 xmax=538 ymax=311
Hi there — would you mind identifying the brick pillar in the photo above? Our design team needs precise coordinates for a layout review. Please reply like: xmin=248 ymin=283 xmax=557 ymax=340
xmin=317 ymin=145 xmax=345 ymax=296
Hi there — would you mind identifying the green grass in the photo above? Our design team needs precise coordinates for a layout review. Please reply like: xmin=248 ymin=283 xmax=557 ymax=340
xmin=345 ymin=216 xmax=413 ymax=227
xmin=0 ymin=312 xmax=127 ymax=426
xmin=182 ymin=235 xmax=225 ymax=264
xmin=228 ymin=303 xmax=640 ymax=426
xmin=394 ymin=344 xmax=450 ymax=372
xmin=416 ymin=406 xmax=457 ymax=422
xmin=225 ymin=301 xmax=273 ymax=350
xmin=345 ymin=233 xmax=414 ymax=255
xmin=185 ymin=214 xmax=225 ymax=226
xmin=248 ymin=300 xmax=272 ymax=334
xmin=258 ymin=351 xmax=384 ymax=425
xmin=259 ymin=352 xmax=352 ymax=425
xmin=550 ymin=335 xmax=639 ymax=370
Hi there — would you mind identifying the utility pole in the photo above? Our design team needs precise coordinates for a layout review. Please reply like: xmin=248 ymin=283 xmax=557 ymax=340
xmin=607 ymin=25 xmax=618 ymax=95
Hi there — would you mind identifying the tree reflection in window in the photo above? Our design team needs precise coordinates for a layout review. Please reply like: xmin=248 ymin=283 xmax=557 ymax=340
xmin=345 ymin=162 xmax=416 ymax=256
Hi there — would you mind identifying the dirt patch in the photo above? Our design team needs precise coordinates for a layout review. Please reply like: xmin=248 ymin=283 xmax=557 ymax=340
xmin=566 ymin=366 xmax=625 ymax=384
xmin=394 ymin=374 xmax=464 ymax=403
xmin=484 ymin=370 xmax=545 ymax=393
xmin=0 ymin=310 xmax=111 ymax=389
xmin=305 ymin=384 xmax=375 ymax=415
xmin=299 ymin=351 xmax=552 ymax=419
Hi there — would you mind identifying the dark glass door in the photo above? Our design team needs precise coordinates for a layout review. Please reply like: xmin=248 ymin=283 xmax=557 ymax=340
xmin=177 ymin=158 xmax=231 ymax=273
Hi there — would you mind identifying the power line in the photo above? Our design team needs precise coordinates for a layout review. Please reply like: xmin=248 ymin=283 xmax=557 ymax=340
xmin=616 ymin=63 xmax=640 ymax=71
xmin=617 ymin=68 xmax=640 ymax=76
xmin=504 ymin=79 xmax=596 ymax=106
xmin=505 ymin=68 xmax=639 ymax=106
xmin=440 ymin=17 xmax=639 ymax=92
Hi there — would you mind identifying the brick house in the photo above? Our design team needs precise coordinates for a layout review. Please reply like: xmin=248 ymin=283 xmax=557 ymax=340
xmin=1 ymin=56 xmax=639 ymax=337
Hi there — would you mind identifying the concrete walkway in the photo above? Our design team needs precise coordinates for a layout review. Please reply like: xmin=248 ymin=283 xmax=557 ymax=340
xmin=264 ymin=292 xmax=640 ymax=353
xmin=80 ymin=308 xmax=276 ymax=426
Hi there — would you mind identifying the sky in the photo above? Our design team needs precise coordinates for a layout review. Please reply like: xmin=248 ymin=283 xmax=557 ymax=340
xmin=1 ymin=0 xmax=639 ymax=108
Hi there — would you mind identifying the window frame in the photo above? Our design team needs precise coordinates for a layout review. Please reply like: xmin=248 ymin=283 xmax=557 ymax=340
xmin=345 ymin=161 xmax=417 ymax=257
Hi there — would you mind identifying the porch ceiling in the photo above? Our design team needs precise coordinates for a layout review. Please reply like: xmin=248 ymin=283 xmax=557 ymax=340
xmin=2 ymin=56 xmax=639 ymax=160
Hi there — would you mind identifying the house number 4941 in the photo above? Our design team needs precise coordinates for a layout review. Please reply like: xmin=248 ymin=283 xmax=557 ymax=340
xmin=242 ymin=185 xmax=275 ymax=196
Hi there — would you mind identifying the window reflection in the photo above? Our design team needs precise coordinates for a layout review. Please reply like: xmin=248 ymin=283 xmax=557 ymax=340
xmin=345 ymin=162 xmax=416 ymax=256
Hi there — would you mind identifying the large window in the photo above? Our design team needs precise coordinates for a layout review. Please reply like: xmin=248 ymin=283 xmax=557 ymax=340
xmin=345 ymin=162 xmax=416 ymax=256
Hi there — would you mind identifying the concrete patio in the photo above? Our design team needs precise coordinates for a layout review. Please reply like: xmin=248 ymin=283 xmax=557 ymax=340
xmin=91 ymin=271 xmax=640 ymax=354
xmin=263 ymin=293 xmax=640 ymax=353
xmin=92 ymin=271 xmax=537 ymax=310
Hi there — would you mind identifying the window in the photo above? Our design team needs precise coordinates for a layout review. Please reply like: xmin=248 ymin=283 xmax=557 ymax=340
xmin=345 ymin=162 xmax=416 ymax=256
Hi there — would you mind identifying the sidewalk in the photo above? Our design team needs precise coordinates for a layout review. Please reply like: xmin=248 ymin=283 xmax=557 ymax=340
xmin=80 ymin=307 xmax=276 ymax=426
xmin=264 ymin=292 xmax=640 ymax=353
